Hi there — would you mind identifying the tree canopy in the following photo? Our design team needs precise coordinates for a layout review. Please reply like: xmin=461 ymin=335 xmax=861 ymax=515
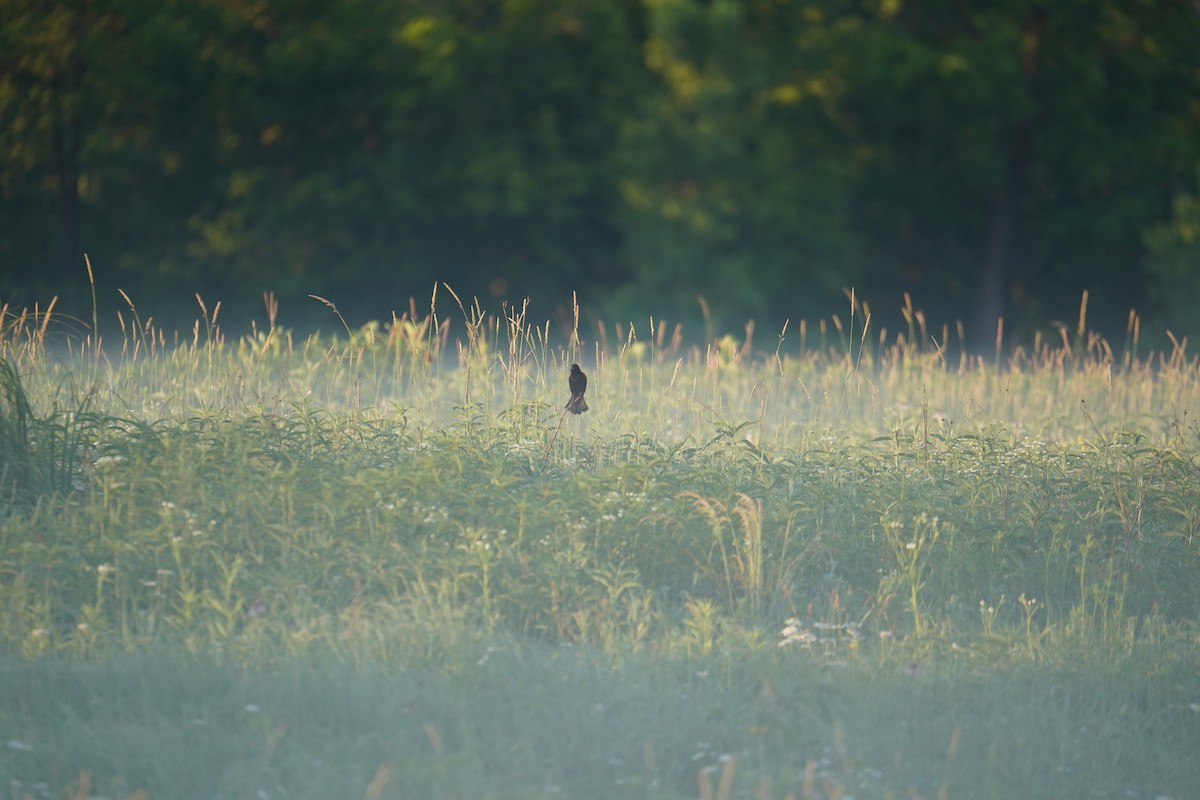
xmin=2 ymin=0 xmax=1198 ymax=340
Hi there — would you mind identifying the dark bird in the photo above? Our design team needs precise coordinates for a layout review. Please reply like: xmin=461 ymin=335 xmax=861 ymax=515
xmin=566 ymin=363 xmax=588 ymax=414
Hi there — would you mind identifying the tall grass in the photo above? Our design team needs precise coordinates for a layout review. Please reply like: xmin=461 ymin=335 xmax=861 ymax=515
xmin=1 ymin=289 xmax=1199 ymax=798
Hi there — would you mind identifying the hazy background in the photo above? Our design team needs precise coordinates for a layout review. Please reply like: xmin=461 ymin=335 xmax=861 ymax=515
xmin=2 ymin=0 xmax=1198 ymax=345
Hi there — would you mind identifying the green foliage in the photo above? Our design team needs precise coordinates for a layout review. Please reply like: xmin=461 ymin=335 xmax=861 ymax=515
xmin=843 ymin=0 xmax=1200 ymax=333
xmin=3 ymin=1 xmax=1199 ymax=334
xmin=0 ymin=357 xmax=97 ymax=508
xmin=611 ymin=0 xmax=859 ymax=324
xmin=1145 ymin=180 xmax=1200 ymax=335
xmin=0 ymin=358 xmax=33 ymax=501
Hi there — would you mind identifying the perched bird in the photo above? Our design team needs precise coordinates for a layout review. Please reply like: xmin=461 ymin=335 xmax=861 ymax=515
xmin=566 ymin=363 xmax=589 ymax=414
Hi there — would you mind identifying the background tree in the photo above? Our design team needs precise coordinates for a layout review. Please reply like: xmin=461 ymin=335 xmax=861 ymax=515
xmin=842 ymin=0 xmax=1200 ymax=342
xmin=0 ymin=0 xmax=103 ymax=291
xmin=610 ymin=0 xmax=859 ymax=328
xmin=1 ymin=0 xmax=1197 ymax=341
xmin=1145 ymin=175 xmax=1200 ymax=337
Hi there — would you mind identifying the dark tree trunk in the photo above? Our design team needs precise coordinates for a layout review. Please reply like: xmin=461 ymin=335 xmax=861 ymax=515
xmin=53 ymin=113 xmax=83 ymax=279
xmin=973 ymin=123 xmax=1032 ymax=354
xmin=50 ymin=3 xmax=88 ymax=284
xmin=975 ymin=179 xmax=1010 ymax=351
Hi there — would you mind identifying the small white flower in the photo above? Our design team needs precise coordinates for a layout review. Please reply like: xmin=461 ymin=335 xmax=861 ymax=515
xmin=779 ymin=618 xmax=818 ymax=646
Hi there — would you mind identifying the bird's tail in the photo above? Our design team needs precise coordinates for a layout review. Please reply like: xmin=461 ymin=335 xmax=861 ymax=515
xmin=566 ymin=395 xmax=588 ymax=414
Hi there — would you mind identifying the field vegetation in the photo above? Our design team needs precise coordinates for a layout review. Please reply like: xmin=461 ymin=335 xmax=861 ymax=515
xmin=2 ymin=290 xmax=1199 ymax=799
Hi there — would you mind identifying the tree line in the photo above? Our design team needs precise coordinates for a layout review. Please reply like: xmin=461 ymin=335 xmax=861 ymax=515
xmin=2 ymin=0 xmax=1198 ymax=342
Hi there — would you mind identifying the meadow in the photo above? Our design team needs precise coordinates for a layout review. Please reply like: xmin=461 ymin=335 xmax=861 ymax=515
xmin=1 ymin=290 xmax=1199 ymax=800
